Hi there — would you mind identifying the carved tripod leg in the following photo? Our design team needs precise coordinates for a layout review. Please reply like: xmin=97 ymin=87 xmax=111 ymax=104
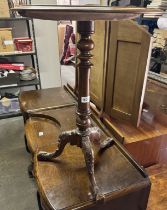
xmin=89 ymin=127 xmax=101 ymax=143
xmin=38 ymin=130 xmax=77 ymax=161
xmin=82 ymin=136 xmax=104 ymax=201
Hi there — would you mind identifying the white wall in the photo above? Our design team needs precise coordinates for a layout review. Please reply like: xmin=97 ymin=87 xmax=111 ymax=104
xmin=31 ymin=0 xmax=61 ymax=89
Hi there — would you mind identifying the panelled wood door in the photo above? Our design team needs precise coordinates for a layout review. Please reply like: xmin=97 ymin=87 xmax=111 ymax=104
xmin=104 ymin=20 xmax=152 ymax=127
xmin=90 ymin=20 xmax=108 ymax=109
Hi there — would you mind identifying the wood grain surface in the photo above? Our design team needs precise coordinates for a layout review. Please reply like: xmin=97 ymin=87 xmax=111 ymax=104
xmin=28 ymin=107 xmax=151 ymax=210
xmin=19 ymin=87 xmax=76 ymax=113
xmin=13 ymin=6 xmax=162 ymax=21
xmin=103 ymin=79 xmax=167 ymax=167
xmin=147 ymin=164 xmax=167 ymax=210
xmin=104 ymin=20 xmax=152 ymax=126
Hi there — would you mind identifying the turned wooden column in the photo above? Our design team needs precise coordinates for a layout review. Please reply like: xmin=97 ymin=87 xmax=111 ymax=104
xmin=76 ymin=21 xmax=95 ymax=132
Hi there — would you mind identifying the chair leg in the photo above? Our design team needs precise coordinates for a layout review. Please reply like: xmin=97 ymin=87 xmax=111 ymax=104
xmin=37 ymin=191 xmax=44 ymax=210
xmin=24 ymin=135 xmax=30 ymax=153
xmin=28 ymin=161 xmax=34 ymax=178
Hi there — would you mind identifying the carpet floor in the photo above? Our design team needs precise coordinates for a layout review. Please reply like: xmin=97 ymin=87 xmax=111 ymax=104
xmin=0 ymin=117 xmax=39 ymax=210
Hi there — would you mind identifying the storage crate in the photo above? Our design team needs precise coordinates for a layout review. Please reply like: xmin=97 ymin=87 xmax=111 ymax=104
xmin=0 ymin=0 xmax=10 ymax=18
xmin=0 ymin=97 xmax=20 ymax=114
xmin=0 ymin=28 xmax=14 ymax=53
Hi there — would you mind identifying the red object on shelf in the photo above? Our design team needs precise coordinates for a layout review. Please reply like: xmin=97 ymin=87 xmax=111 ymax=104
xmin=14 ymin=37 xmax=33 ymax=52
xmin=0 ymin=63 xmax=24 ymax=70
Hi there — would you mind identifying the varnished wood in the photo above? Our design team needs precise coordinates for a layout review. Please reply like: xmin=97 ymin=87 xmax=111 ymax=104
xmin=90 ymin=21 xmax=108 ymax=108
xmin=25 ymin=106 xmax=90 ymax=155
xmin=13 ymin=6 xmax=162 ymax=21
xmin=14 ymin=4 xmax=157 ymax=207
xmin=103 ymin=79 xmax=167 ymax=166
xmin=147 ymin=164 xmax=167 ymax=210
xmin=104 ymin=20 xmax=152 ymax=126
xmin=33 ymin=21 xmax=108 ymax=200
xmin=29 ymin=107 xmax=151 ymax=210
xmin=19 ymin=87 xmax=76 ymax=113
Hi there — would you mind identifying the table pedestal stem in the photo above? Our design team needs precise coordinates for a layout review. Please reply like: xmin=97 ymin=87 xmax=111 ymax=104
xmin=37 ymin=20 xmax=113 ymax=201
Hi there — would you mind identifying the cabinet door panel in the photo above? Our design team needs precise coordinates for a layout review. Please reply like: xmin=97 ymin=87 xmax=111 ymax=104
xmin=104 ymin=20 xmax=152 ymax=126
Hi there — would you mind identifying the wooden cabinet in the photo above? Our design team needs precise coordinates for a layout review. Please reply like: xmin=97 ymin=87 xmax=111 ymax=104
xmin=104 ymin=20 xmax=152 ymax=127
xmin=90 ymin=20 xmax=152 ymax=127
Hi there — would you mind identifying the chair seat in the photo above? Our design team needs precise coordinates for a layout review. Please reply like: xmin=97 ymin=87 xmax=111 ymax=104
xmin=25 ymin=106 xmax=77 ymax=154
xmin=19 ymin=87 xmax=76 ymax=113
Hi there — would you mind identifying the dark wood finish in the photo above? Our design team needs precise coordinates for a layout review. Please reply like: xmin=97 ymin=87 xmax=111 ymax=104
xmin=13 ymin=6 xmax=162 ymax=21
xmin=19 ymin=87 xmax=75 ymax=113
xmin=146 ymin=164 xmax=167 ymax=210
xmin=29 ymin=106 xmax=150 ymax=210
xmin=103 ymin=79 xmax=167 ymax=167
xmin=19 ymin=86 xmax=76 ymax=122
xmin=35 ymin=21 xmax=113 ymax=200
xmin=14 ymin=4 xmax=157 ymax=206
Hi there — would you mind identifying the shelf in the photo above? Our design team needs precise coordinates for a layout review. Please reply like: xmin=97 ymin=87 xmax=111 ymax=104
xmin=142 ymin=17 xmax=159 ymax=21
xmin=18 ymin=78 xmax=39 ymax=88
xmin=0 ymin=77 xmax=40 ymax=89
xmin=0 ymin=51 xmax=36 ymax=57
xmin=0 ymin=111 xmax=21 ymax=119
xmin=148 ymin=71 xmax=167 ymax=85
xmin=0 ymin=17 xmax=30 ymax=21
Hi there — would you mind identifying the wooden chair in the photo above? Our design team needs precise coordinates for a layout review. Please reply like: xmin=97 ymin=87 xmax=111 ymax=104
xmin=19 ymin=86 xmax=76 ymax=122
xmin=25 ymin=106 xmax=76 ymax=155
xmin=19 ymin=86 xmax=76 ymax=152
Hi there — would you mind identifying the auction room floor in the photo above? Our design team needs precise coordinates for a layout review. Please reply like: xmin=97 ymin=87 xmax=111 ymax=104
xmin=0 ymin=117 xmax=39 ymax=210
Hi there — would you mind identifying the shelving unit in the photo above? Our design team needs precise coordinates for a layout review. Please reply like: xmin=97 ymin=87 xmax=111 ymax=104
xmin=0 ymin=10 xmax=41 ymax=119
xmin=0 ymin=50 xmax=36 ymax=56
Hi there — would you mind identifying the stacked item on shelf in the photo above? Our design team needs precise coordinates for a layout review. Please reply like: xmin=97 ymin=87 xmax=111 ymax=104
xmin=0 ymin=0 xmax=10 ymax=18
xmin=0 ymin=28 xmax=14 ymax=53
xmin=147 ymin=0 xmax=167 ymax=9
xmin=153 ymin=28 xmax=167 ymax=48
xmin=0 ymin=28 xmax=33 ymax=54
xmin=144 ymin=0 xmax=167 ymax=18
xmin=0 ymin=90 xmax=20 ymax=114
xmin=19 ymin=67 xmax=36 ymax=81
xmin=14 ymin=37 xmax=33 ymax=52
xmin=0 ymin=58 xmax=37 ymax=85
xmin=0 ymin=70 xmax=19 ymax=87
xmin=150 ymin=29 xmax=167 ymax=73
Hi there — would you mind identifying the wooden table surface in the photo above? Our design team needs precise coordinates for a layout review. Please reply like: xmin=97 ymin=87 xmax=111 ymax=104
xmin=13 ymin=5 xmax=162 ymax=21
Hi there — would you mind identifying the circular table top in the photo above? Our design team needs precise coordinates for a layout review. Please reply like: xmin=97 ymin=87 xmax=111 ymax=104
xmin=13 ymin=5 xmax=162 ymax=21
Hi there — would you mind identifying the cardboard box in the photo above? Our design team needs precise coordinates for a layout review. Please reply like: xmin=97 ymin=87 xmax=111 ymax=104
xmin=0 ymin=28 xmax=14 ymax=53
xmin=0 ymin=0 xmax=10 ymax=18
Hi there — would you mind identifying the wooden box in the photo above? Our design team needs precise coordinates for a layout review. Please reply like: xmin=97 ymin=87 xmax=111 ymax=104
xmin=26 ymin=106 xmax=151 ymax=210
xmin=0 ymin=0 xmax=10 ymax=18
xmin=0 ymin=28 xmax=14 ymax=53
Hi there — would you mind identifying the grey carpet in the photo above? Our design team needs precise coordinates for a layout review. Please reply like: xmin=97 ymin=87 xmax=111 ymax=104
xmin=0 ymin=117 xmax=39 ymax=210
